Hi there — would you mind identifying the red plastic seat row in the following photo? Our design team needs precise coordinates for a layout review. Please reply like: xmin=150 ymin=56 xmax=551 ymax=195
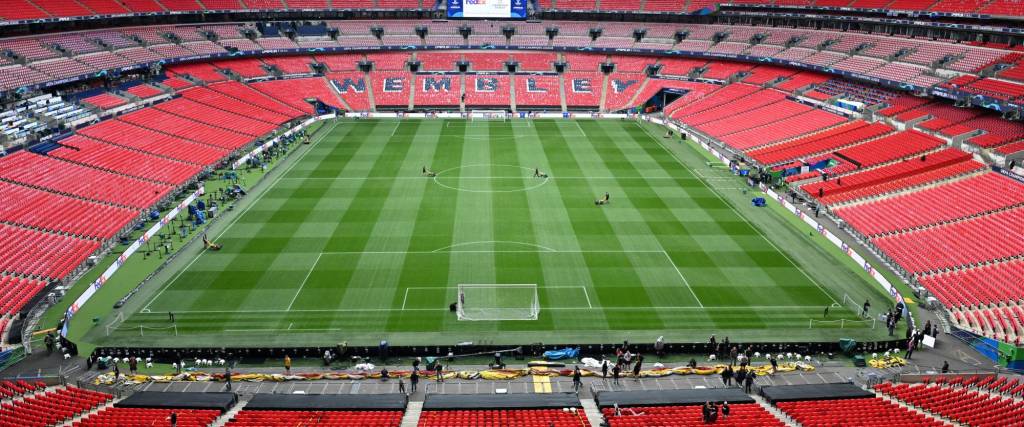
xmin=118 ymin=108 xmax=254 ymax=150
xmin=0 ymin=151 xmax=171 ymax=209
xmin=813 ymin=159 xmax=983 ymax=205
xmin=77 ymin=119 xmax=228 ymax=166
xmin=0 ymin=223 xmax=101 ymax=279
xmin=798 ymin=145 xmax=966 ymax=197
xmin=155 ymin=97 xmax=277 ymax=136
xmin=0 ymin=380 xmax=45 ymax=398
xmin=875 ymin=382 xmax=1024 ymax=426
xmin=81 ymin=93 xmax=128 ymax=110
xmin=51 ymin=135 xmax=202 ymax=185
xmin=0 ymin=180 xmax=138 ymax=239
xmin=515 ymin=75 xmax=563 ymax=107
xmin=750 ymin=121 xmax=893 ymax=166
xmin=721 ymin=108 xmax=846 ymax=152
xmin=678 ymin=89 xmax=787 ymax=126
xmin=0 ymin=386 xmax=112 ymax=427
xmin=918 ymin=258 xmax=1024 ymax=308
xmin=776 ymin=396 xmax=943 ymax=427
xmin=0 ymin=275 xmax=47 ymax=315
xmin=205 ymin=81 xmax=307 ymax=118
xmin=833 ymin=130 xmax=944 ymax=169
xmin=603 ymin=403 xmax=784 ymax=426
xmin=371 ymin=71 xmax=413 ymax=107
xmin=180 ymin=85 xmax=298 ymax=124
xmin=668 ymin=84 xmax=762 ymax=118
xmin=75 ymin=407 xmax=220 ymax=427
xmin=419 ymin=408 xmax=590 ymax=427
xmin=254 ymin=76 xmax=350 ymax=113
xmin=872 ymin=206 xmax=1024 ymax=274
xmin=224 ymin=409 xmax=403 ymax=426
xmin=833 ymin=172 xmax=1024 ymax=235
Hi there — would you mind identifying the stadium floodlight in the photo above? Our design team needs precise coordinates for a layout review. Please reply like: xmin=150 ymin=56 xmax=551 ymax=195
xmin=456 ymin=284 xmax=539 ymax=321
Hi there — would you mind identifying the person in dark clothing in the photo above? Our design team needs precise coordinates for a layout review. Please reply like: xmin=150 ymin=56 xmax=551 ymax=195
xmin=861 ymin=299 xmax=870 ymax=318
xmin=941 ymin=361 xmax=949 ymax=373
xmin=410 ymin=370 xmax=419 ymax=392
xmin=721 ymin=365 xmax=733 ymax=386
xmin=129 ymin=357 xmax=138 ymax=375
xmin=721 ymin=401 xmax=730 ymax=418
xmin=709 ymin=402 xmax=718 ymax=423
xmin=572 ymin=366 xmax=582 ymax=392
xmin=632 ymin=357 xmax=642 ymax=381
xmin=113 ymin=363 xmax=120 ymax=382
xmin=612 ymin=363 xmax=621 ymax=385
xmin=601 ymin=360 xmax=609 ymax=379
xmin=904 ymin=339 xmax=915 ymax=360
xmin=735 ymin=367 xmax=746 ymax=386
xmin=769 ymin=355 xmax=778 ymax=375
xmin=708 ymin=335 xmax=716 ymax=351
xmin=744 ymin=373 xmax=754 ymax=393
xmin=169 ymin=412 xmax=177 ymax=427
xmin=701 ymin=401 xmax=711 ymax=423
xmin=168 ymin=312 xmax=175 ymax=323
xmin=689 ymin=358 xmax=698 ymax=369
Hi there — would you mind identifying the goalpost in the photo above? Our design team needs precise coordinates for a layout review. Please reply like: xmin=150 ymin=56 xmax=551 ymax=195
xmin=456 ymin=284 xmax=540 ymax=321
xmin=469 ymin=110 xmax=509 ymax=121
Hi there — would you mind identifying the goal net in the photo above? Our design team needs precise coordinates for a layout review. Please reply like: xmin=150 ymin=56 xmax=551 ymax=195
xmin=470 ymin=110 xmax=508 ymax=121
xmin=457 ymin=284 xmax=539 ymax=321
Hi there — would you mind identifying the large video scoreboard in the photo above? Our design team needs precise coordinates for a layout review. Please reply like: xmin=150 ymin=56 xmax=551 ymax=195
xmin=447 ymin=0 xmax=528 ymax=19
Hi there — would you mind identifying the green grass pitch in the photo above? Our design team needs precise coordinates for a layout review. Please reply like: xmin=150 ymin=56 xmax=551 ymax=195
xmin=101 ymin=118 xmax=891 ymax=347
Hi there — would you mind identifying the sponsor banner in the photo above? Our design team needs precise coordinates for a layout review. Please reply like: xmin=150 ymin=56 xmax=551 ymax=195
xmin=647 ymin=115 xmax=907 ymax=312
xmin=62 ymin=186 xmax=205 ymax=334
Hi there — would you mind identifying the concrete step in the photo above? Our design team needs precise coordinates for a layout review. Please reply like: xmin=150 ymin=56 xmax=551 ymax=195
xmin=751 ymin=394 xmax=801 ymax=427
xmin=580 ymin=398 xmax=605 ymax=427
xmin=210 ymin=396 xmax=249 ymax=427
xmin=401 ymin=400 xmax=422 ymax=427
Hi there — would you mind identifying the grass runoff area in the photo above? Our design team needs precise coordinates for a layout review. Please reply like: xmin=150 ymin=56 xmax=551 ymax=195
xmin=87 ymin=118 xmax=893 ymax=348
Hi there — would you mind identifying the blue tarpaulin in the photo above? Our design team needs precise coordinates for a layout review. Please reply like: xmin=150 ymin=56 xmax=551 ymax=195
xmin=543 ymin=347 xmax=579 ymax=360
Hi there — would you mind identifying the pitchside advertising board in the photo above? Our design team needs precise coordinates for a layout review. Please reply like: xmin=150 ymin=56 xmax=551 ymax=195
xmin=448 ymin=0 xmax=528 ymax=19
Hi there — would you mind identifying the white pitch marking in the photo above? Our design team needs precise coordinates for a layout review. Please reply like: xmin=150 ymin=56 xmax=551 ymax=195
xmin=635 ymin=121 xmax=840 ymax=305
xmin=141 ymin=305 xmax=815 ymax=314
xmin=432 ymin=240 xmax=558 ymax=253
xmin=582 ymin=287 xmax=593 ymax=309
xmin=141 ymin=120 xmax=339 ymax=313
xmin=286 ymin=252 xmax=323 ymax=310
xmin=662 ymin=250 xmax=704 ymax=308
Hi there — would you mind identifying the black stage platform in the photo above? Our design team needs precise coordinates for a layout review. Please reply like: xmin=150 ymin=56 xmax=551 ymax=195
xmin=245 ymin=393 xmax=407 ymax=410
xmin=423 ymin=393 xmax=581 ymax=410
xmin=115 ymin=391 xmax=237 ymax=412
xmin=595 ymin=388 xmax=754 ymax=408
xmin=760 ymin=383 xmax=874 ymax=404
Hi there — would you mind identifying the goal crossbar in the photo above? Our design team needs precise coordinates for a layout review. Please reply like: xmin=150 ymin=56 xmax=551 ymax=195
xmin=457 ymin=284 xmax=539 ymax=321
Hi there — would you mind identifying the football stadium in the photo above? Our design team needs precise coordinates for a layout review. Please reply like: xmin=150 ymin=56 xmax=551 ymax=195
xmin=1 ymin=0 xmax=1024 ymax=425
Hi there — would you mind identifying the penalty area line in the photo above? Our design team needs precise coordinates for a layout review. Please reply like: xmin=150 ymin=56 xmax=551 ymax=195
xmin=286 ymin=252 xmax=323 ymax=311
xmin=635 ymin=121 xmax=840 ymax=306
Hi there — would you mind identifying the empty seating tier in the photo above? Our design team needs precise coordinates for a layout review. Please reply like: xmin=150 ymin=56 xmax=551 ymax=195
xmin=78 ymin=119 xmax=229 ymax=166
xmin=875 ymin=382 xmax=1024 ymax=426
xmin=775 ymin=397 xmax=944 ymax=427
xmin=0 ymin=386 xmax=111 ymax=427
xmin=0 ymin=180 xmax=138 ymax=239
xmin=603 ymin=403 xmax=785 ymax=426
xmin=834 ymin=172 xmax=1024 ymax=236
xmin=418 ymin=409 xmax=591 ymax=427
xmin=77 ymin=407 xmax=221 ymax=427
xmin=0 ymin=151 xmax=171 ymax=209
xmin=225 ymin=409 xmax=404 ymax=426
xmin=51 ymin=135 xmax=203 ymax=185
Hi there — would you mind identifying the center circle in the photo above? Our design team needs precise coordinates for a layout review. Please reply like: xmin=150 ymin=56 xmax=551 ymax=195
xmin=432 ymin=164 xmax=549 ymax=193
